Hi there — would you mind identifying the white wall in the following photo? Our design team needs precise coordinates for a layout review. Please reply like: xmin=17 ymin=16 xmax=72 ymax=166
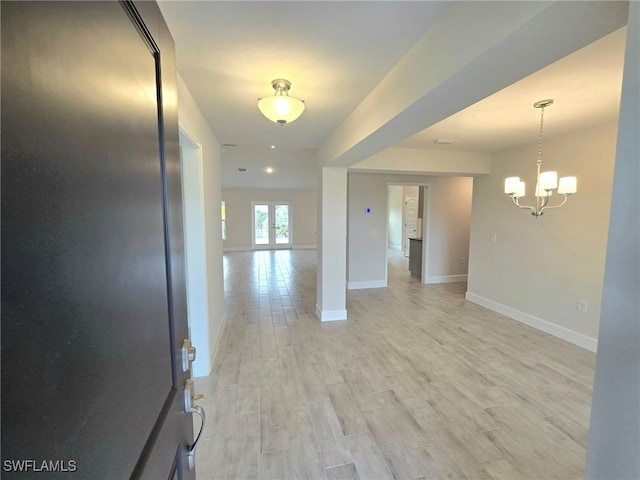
xmin=177 ymin=75 xmax=224 ymax=377
xmin=387 ymin=185 xmax=403 ymax=250
xmin=467 ymin=122 xmax=618 ymax=351
xmin=347 ymin=173 xmax=473 ymax=288
xmin=587 ymin=4 xmax=640 ymax=476
xmin=222 ymin=188 xmax=317 ymax=251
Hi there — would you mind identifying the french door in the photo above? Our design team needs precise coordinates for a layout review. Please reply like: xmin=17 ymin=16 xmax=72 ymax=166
xmin=252 ymin=201 xmax=292 ymax=249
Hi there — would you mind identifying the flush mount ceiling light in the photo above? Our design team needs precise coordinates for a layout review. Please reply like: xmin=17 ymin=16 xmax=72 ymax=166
xmin=257 ymin=79 xmax=305 ymax=125
xmin=504 ymin=99 xmax=577 ymax=218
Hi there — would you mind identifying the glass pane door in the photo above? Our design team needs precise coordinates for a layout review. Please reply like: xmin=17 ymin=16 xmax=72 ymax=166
xmin=274 ymin=203 xmax=290 ymax=245
xmin=252 ymin=201 xmax=292 ymax=249
xmin=253 ymin=203 xmax=270 ymax=245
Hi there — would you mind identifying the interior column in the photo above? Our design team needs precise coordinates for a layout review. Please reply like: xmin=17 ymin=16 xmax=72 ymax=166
xmin=316 ymin=167 xmax=348 ymax=321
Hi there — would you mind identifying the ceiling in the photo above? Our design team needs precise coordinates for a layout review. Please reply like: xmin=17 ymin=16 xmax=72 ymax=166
xmin=397 ymin=27 xmax=626 ymax=153
xmin=158 ymin=2 xmax=626 ymax=189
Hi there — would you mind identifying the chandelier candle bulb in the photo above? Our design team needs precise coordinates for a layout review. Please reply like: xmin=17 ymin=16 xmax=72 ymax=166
xmin=539 ymin=171 xmax=558 ymax=190
xmin=558 ymin=176 xmax=577 ymax=194
xmin=535 ymin=182 xmax=552 ymax=197
xmin=505 ymin=177 xmax=520 ymax=194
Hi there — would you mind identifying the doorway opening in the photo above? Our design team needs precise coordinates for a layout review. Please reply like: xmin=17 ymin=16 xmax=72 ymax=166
xmin=178 ymin=126 xmax=211 ymax=377
xmin=387 ymin=183 xmax=429 ymax=284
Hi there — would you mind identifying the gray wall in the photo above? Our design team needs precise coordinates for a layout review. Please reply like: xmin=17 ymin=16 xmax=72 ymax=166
xmin=467 ymin=122 xmax=618 ymax=350
xmin=586 ymin=5 xmax=640 ymax=478
xmin=347 ymin=172 xmax=473 ymax=287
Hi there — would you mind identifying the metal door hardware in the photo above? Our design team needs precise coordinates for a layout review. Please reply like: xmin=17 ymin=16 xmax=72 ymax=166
xmin=181 ymin=339 xmax=196 ymax=372
xmin=184 ymin=378 xmax=206 ymax=470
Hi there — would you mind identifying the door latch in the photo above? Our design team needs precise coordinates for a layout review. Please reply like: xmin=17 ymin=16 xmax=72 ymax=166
xmin=181 ymin=339 xmax=196 ymax=372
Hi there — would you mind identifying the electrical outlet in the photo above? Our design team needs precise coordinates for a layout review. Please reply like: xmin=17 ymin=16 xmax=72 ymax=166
xmin=577 ymin=300 xmax=588 ymax=313
xmin=491 ymin=233 xmax=497 ymax=243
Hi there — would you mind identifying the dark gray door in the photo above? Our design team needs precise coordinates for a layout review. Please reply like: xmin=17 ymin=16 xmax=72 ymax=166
xmin=1 ymin=2 xmax=197 ymax=478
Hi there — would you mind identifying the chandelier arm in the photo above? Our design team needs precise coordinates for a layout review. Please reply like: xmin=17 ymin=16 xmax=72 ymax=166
xmin=540 ymin=195 xmax=569 ymax=213
xmin=511 ymin=196 xmax=537 ymax=214
xmin=540 ymin=194 xmax=551 ymax=209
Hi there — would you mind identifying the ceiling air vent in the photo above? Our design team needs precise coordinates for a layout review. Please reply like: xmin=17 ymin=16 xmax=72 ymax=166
xmin=433 ymin=138 xmax=458 ymax=145
xmin=238 ymin=168 xmax=248 ymax=172
xmin=223 ymin=143 xmax=237 ymax=147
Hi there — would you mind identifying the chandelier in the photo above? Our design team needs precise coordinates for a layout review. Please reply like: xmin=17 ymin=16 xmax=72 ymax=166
xmin=257 ymin=79 xmax=305 ymax=125
xmin=504 ymin=99 xmax=577 ymax=217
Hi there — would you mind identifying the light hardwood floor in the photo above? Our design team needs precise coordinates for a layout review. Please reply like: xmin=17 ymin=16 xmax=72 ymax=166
xmin=193 ymin=249 xmax=595 ymax=479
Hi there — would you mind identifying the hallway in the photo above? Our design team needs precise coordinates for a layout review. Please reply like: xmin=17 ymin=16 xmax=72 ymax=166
xmin=194 ymin=249 xmax=594 ymax=479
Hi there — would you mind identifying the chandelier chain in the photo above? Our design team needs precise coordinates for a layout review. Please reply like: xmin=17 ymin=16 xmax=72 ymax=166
xmin=537 ymin=105 xmax=545 ymax=166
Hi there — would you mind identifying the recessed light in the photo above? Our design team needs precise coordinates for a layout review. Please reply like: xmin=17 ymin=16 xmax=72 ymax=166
xmin=270 ymin=145 xmax=275 ymax=149
xmin=266 ymin=167 xmax=273 ymax=174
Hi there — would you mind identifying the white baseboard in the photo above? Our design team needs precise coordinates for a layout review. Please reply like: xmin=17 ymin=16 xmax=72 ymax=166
xmin=347 ymin=280 xmax=387 ymax=290
xmin=293 ymin=244 xmax=317 ymax=250
xmin=315 ymin=304 xmax=347 ymax=322
xmin=426 ymin=274 xmax=468 ymax=284
xmin=465 ymin=292 xmax=597 ymax=352
xmin=388 ymin=244 xmax=402 ymax=251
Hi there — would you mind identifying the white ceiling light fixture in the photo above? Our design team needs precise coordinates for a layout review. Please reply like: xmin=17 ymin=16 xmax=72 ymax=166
xmin=504 ymin=99 xmax=577 ymax=218
xmin=257 ymin=79 xmax=305 ymax=125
